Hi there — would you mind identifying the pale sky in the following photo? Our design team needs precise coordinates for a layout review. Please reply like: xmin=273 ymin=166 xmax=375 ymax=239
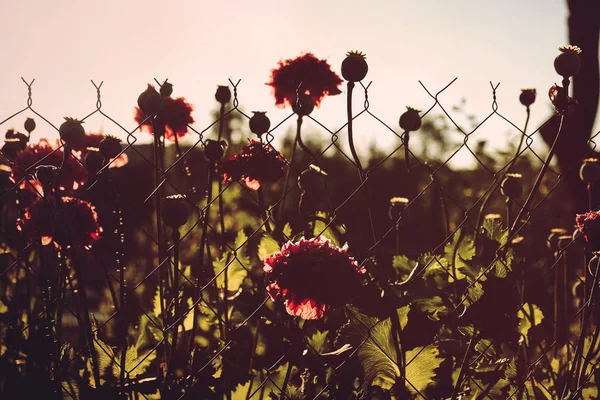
xmin=1 ymin=0 xmax=596 ymax=168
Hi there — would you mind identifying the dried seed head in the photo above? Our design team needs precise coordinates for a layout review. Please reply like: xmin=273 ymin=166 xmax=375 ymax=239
xmin=389 ymin=197 xmax=410 ymax=221
xmin=98 ymin=135 xmax=122 ymax=160
xmin=162 ymin=194 xmax=190 ymax=228
xmin=137 ymin=84 xmax=163 ymax=116
xmin=554 ymin=45 xmax=582 ymax=78
xmin=24 ymin=118 xmax=36 ymax=134
xmin=204 ymin=139 xmax=227 ymax=163
xmin=341 ymin=51 xmax=368 ymax=82
xmin=580 ymin=158 xmax=600 ymax=183
xmin=215 ymin=85 xmax=231 ymax=104
xmin=249 ymin=112 xmax=271 ymax=135
xmin=85 ymin=148 xmax=105 ymax=172
xmin=399 ymin=106 xmax=422 ymax=132
xmin=35 ymin=165 xmax=59 ymax=187
xmin=292 ymin=93 xmax=315 ymax=116
xmin=500 ymin=173 xmax=523 ymax=199
xmin=59 ymin=117 xmax=86 ymax=147
xmin=160 ymin=81 xmax=173 ymax=97
xmin=519 ymin=89 xmax=536 ymax=107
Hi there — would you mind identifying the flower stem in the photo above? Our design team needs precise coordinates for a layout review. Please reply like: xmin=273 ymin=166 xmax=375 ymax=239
xmin=166 ymin=229 xmax=181 ymax=387
xmin=403 ymin=131 xmax=410 ymax=171
xmin=258 ymin=187 xmax=271 ymax=233
xmin=277 ymin=123 xmax=299 ymax=227
xmin=506 ymin=106 xmax=530 ymax=174
xmin=296 ymin=116 xmax=316 ymax=161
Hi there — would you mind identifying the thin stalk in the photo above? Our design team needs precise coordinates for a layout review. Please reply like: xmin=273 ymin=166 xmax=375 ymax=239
xmin=451 ymin=331 xmax=479 ymax=399
xmin=166 ymin=229 xmax=181 ymax=387
xmin=506 ymin=106 xmax=531 ymax=174
xmin=295 ymin=116 xmax=316 ymax=161
xmin=505 ymin=199 xmax=512 ymax=234
xmin=257 ymin=188 xmax=271 ymax=233
xmin=403 ymin=131 xmax=410 ymax=171
xmin=346 ymin=81 xmax=377 ymax=245
xmin=277 ymin=122 xmax=299 ymax=227
xmin=511 ymin=114 xmax=565 ymax=234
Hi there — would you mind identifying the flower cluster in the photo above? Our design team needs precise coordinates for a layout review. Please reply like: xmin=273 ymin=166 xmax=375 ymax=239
xmin=263 ymin=236 xmax=365 ymax=320
xmin=11 ymin=139 xmax=88 ymax=193
xmin=267 ymin=53 xmax=342 ymax=107
xmin=220 ymin=139 xmax=287 ymax=190
xmin=134 ymin=85 xmax=194 ymax=141
xmin=17 ymin=197 xmax=102 ymax=248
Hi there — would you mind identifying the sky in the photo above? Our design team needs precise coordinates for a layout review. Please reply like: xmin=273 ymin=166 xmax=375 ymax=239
xmin=1 ymin=0 xmax=597 ymax=169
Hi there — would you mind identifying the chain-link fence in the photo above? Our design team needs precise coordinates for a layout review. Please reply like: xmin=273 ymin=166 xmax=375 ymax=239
xmin=1 ymin=52 xmax=600 ymax=399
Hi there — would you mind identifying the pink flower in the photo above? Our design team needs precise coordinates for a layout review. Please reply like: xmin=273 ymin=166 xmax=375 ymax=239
xmin=134 ymin=91 xmax=194 ymax=141
xmin=267 ymin=53 xmax=342 ymax=108
xmin=263 ymin=236 xmax=365 ymax=320
xmin=220 ymin=139 xmax=286 ymax=190
xmin=576 ymin=211 xmax=600 ymax=249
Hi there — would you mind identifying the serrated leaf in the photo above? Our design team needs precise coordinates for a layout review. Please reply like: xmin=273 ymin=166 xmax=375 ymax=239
xmin=412 ymin=296 xmax=446 ymax=321
xmin=283 ymin=223 xmax=292 ymax=239
xmin=231 ymin=364 xmax=289 ymax=399
xmin=258 ymin=234 xmax=280 ymax=261
xmin=482 ymin=218 xmax=506 ymax=244
xmin=445 ymin=230 xmax=476 ymax=280
xmin=215 ymin=230 xmax=249 ymax=292
xmin=392 ymin=255 xmax=418 ymax=280
xmin=518 ymin=303 xmax=544 ymax=342
xmin=313 ymin=212 xmax=341 ymax=247
xmin=61 ymin=379 xmax=80 ymax=399
xmin=404 ymin=345 xmax=443 ymax=395
xmin=463 ymin=281 xmax=485 ymax=308
xmin=307 ymin=330 xmax=329 ymax=355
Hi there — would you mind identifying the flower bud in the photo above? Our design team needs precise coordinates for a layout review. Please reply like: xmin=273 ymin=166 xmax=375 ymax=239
xmin=98 ymin=135 xmax=122 ymax=160
xmin=500 ymin=173 xmax=523 ymax=199
xmin=24 ymin=118 xmax=36 ymax=134
xmin=162 ymin=194 xmax=190 ymax=228
xmin=160 ymin=81 xmax=173 ymax=97
xmin=292 ymin=93 xmax=314 ymax=116
xmin=204 ymin=139 xmax=227 ymax=163
xmin=215 ymin=85 xmax=231 ymax=104
xmin=554 ymin=45 xmax=582 ymax=78
xmin=388 ymin=197 xmax=409 ymax=221
xmin=519 ymin=89 xmax=536 ymax=107
xmin=35 ymin=165 xmax=58 ymax=187
xmin=580 ymin=158 xmax=600 ymax=183
xmin=399 ymin=107 xmax=422 ymax=132
xmin=341 ymin=51 xmax=368 ymax=82
xmin=59 ymin=117 xmax=85 ymax=147
xmin=137 ymin=84 xmax=163 ymax=116
xmin=85 ymin=148 xmax=105 ymax=172
xmin=249 ymin=112 xmax=271 ymax=136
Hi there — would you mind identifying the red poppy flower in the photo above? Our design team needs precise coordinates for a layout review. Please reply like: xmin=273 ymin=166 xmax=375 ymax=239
xmin=220 ymin=139 xmax=287 ymax=190
xmin=576 ymin=211 xmax=600 ymax=250
xmin=134 ymin=88 xmax=194 ymax=141
xmin=263 ymin=236 xmax=365 ymax=320
xmin=17 ymin=196 xmax=102 ymax=248
xmin=549 ymin=84 xmax=578 ymax=113
xmin=11 ymin=139 xmax=87 ymax=194
xmin=267 ymin=53 xmax=342 ymax=108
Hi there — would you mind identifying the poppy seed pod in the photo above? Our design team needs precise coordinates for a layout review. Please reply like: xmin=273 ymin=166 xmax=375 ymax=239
xmin=24 ymin=118 xmax=36 ymax=134
xmin=98 ymin=135 xmax=123 ymax=160
xmin=519 ymin=89 xmax=536 ymax=107
xmin=6 ymin=130 xmax=29 ymax=149
xmin=388 ymin=197 xmax=409 ymax=221
xmin=84 ymin=148 xmax=105 ymax=172
xmin=160 ymin=81 xmax=173 ymax=97
xmin=59 ymin=117 xmax=85 ymax=147
xmin=204 ymin=139 xmax=227 ymax=163
xmin=249 ymin=112 xmax=271 ymax=135
xmin=341 ymin=51 xmax=368 ymax=82
xmin=580 ymin=158 xmax=600 ymax=183
xmin=162 ymin=194 xmax=190 ymax=228
xmin=35 ymin=165 xmax=59 ymax=187
xmin=298 ymin=164 xmax=327 ymax=193
xmin=399 ymin=107 xmax=422 ymax=132
xmin=137 ymin=85 xmax=163 ymax=116
xmin=2 ymin=139 xmax=21 ymax=159
xmin=554 ymin=45 xmax=582 ymax=78
xmin=500 ymin=173 xmax=523 ymax=199
xmin=292 ymin=93 xmax=315 ymax=116
xmin=215 ymin=85 xmax=231 ymax=104
xmin=547 ymin=228 xmax=568 ymax=251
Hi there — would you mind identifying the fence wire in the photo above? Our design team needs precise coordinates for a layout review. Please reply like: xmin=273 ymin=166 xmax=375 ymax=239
xmin=0 ymin=74 xmax=599 ymax=400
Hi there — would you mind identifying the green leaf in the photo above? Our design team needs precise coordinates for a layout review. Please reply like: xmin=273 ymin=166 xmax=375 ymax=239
xmin=215 ymin=230 xmax=250 ymax=292
xmin=392 ymin=255 xmax=418 ymax=281
xmin=307 ymin=330 xmax=329 ymax=355
xmin=61 ymin=379 xmax=80 ymax=399
xmin=518 ymin=303 xmax=544 ymax=342
xmin=231 ymin=364 xmax=290 ymax=399
xmin=482 ymin=218 xmax=506 ymax=245
xmin=463 ymin=281 xmax=485 ymax=308
xmin=411 ymin=296 xmax=447 ymax=321
xmin=404 ymin=345 xmax=443 ymax=395
xmin=258 ymin=234 xmax=280 ymax=261
xmin=445 ymin=229 xmax=476 ymax=280
xmin=313 ymin=212 xmax=341 ymax=247
xmin=112 ymin=345 xmax=156 ymax=380
xmin=283 ymin=223 xmax=293 ymax=239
